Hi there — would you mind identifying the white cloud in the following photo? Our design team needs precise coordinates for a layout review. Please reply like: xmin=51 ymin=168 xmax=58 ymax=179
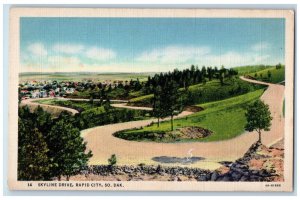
xmin=47 ymin=56 xmax=82 ymax=68
xmin=251 ymin=42 xmax=270 ymax=51
xmin=135 ymin=45 xmax=278 ymax=69
xmin=136 ymin=45 xmax=211 ymax=64
xmin=86 ymin=47 xmax=116 ymax=61
xmin=137 ymin=42 xmax=271 ymax=69
xmin=21 ymin=42 xmax=281 ymax=73
xmin=52 ymin=43 xmax=84 ymax=54
xmin=27 ymin=43 xmax=48 ymax=56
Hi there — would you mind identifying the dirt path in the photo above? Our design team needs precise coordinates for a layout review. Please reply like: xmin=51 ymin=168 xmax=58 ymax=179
xmin=82 ymin=77 xmax=285 ymax=169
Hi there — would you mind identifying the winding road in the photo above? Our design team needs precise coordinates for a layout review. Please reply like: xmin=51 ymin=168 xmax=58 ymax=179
xmin=21 ymin=97 xmax=80 ymax=115
xmin=21 ymin=77 xmax=285 ymax=169
xmin=20 ymin=98 xmax=148 ymax=115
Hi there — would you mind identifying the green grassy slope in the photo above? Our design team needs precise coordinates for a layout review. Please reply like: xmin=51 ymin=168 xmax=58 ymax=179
xmin=248 ymin=66 xmax=285 ymax=83
xmin=117 ymin=89 xmax=265 ymax=142
xmin=128 ymin=78 xmax=262 ymax=107
xmin=233 ymin=65 xmax=271 ymax=75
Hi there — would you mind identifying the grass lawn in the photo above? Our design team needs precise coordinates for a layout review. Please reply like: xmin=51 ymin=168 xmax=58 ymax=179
xmin=117 ymin=89 xmax=265 ymax=142
xmin=248 ymin=66 xmax=285 ymax=83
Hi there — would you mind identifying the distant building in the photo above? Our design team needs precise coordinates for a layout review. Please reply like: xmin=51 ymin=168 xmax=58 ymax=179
xmin=31 ymin=90 xmax=40 ymax=98
xmin=39 ymin=90 xmax=47 ymax=98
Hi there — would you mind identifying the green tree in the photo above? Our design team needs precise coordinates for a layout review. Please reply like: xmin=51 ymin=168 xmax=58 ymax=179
xmin=276 ymin=63 xmax=282 ymax=69
xmin=89 ymin=93 xmax=94 ymax=106
xmin=245 ymin=100 xmax=272 ymax=143
xmin=219 ymin=66 xmax=226 ymax=85
xmin=267 ymin=70 xmax=272 ymax=80
xmin=103 ymin=96 xmax=111 ymax=111
xmin=152 ymin=85 xmax=165 ymax=127
xmin=18 ymin=120 xmax=50 ymax=180
xmin=161 ymin=80 xmax=180 ymax=131
xmin=35 ymin=106 xmax=53 ymax=135
xmin=47 ymin=118 xmax=92 ymax=181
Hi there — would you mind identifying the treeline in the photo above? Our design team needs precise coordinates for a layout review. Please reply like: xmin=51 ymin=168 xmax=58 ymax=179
xmin=18 ymin=105 xmax=151 ymax=180
xmin=143 ymin=65 xmax=238 ymax=94
xmin=70 ymin=65 xmax=238 ymax=100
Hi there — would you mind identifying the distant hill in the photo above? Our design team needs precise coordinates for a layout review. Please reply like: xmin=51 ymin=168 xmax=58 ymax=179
xmin=19 ymin=72 xmax=155 ymax=82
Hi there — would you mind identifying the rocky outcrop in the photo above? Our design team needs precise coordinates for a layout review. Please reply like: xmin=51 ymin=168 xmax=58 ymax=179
xmin=211 ymin=140 xmax=284 ymax=182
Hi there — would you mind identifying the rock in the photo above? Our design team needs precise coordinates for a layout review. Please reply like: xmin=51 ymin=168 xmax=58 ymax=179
xmin=129 ymin=177 xmax=144 ymax=181
xmin=259 ymin=169 xmax=271 ymax=177
xmin=220 ymin=175 xmax=232 ymax=181
xmin=196 ymin=175 xmax=208 ymax=181
xmin=230 ymin=167 xmax=246 ymax=174
xmin=231 ymin=171 xmax=242 ymax=181
xmin=217 ymin=166 xmax=230 ymax=174
xmin=211 ymin=172 xmax=219 ymax=181
xmin=240 ymin=175 xmax=249 ymax=181
xmin=205 ymin=173 xmax=211 ymax=180
xmin=251 ymin=170 xmax=260 ymax=175
xmin=249 ymin=175 xmax=262 ymax=181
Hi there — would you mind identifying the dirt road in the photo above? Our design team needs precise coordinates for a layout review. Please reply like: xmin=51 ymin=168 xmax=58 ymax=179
xmin=82 ymin=77 xmax=285 ymax=169
xmin=20 ymin=98 xmax=134 ymax=115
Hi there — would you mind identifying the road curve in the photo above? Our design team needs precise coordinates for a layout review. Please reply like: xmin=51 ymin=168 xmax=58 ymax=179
xmin=82 ymin=77 xmax=285 ymax=169
xmin=20 ymin=97 xmax=79 ymax=115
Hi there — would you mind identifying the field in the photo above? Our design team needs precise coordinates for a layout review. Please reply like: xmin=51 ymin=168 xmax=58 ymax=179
xmin=116 ymin=89 xmax=265 ymax=142
xmin=19 ymin=72 xmax=153 ymax=83
xmin=248 ymin=66 xmax=285 ymax=83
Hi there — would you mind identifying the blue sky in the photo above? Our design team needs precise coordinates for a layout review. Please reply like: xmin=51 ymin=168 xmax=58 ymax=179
xmin=20 ymin=17 xmax=285 ymax=72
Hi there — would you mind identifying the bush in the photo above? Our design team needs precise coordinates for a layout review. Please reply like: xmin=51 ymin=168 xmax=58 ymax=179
xmin=108 ymin=154 xmax=117 ymax=166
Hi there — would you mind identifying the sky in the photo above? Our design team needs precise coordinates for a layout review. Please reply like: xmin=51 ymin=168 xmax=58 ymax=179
xmin=20 ymin=17 xmax=285 ymax=73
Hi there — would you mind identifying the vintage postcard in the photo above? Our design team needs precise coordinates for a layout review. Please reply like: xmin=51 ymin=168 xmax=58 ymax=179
xmin=8 ymin=8 xmax=294 ymax=191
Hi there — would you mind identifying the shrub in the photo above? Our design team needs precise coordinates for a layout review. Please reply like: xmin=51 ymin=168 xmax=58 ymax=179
xmin=108 ymin=154 xmax=117 ymax=166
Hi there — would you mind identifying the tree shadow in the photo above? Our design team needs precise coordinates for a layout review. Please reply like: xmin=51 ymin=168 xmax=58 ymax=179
xmin=152 ymin=156 xmax=205 ymax=165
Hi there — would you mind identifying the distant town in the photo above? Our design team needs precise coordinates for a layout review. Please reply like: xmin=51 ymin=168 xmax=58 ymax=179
xmin=18 ymin=79 xmax=140 ymax=100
